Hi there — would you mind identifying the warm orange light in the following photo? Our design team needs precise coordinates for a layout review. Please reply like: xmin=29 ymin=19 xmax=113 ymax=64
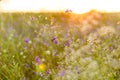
xmin=0 ymin=0 xmax=120 ymax=13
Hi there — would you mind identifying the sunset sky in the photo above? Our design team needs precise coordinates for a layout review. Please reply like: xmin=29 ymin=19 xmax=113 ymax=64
xmin=0 ymin=0 xmax=120 ymax=13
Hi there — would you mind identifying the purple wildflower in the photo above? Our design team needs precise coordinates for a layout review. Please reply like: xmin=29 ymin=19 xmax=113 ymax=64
xmin=46 ymin=69 xmax=50 ymax=75
xmin=53 ymin=40 xmax=58 ymax=44
xmin=24 ymin=38 xmax=29 ymax=43
xmin=64 ymin=39 xmax=71 ymax=46
xmin=24 ymin=64 xmax=30 ymax=68
xmin=43 ymin=41 xmax=49 ymax=47
xmin=57 ymin=70 xmax=66 ymax=77
xmin=51 ymin=37 xmax=58 ymax=44
xmin=51 ymin=37 xmax=56 ymax=41
xmin=35 ymin=56 xmax=41 ymax=64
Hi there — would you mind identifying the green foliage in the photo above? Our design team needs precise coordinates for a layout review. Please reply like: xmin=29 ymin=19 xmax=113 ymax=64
xmin=0 ymin=12 xmax=120 ymax=80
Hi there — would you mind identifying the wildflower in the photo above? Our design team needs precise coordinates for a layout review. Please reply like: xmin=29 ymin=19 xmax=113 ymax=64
xmin=53 ymin=40 xmax=58 ymax=44
xmin=24 ymin=38 xmax=32 ymax=44
xmin=36 ymin=63 xmax=46 ymax=72
xmin=35 ymin=56 xmax=46 ymax=72
xmin=51 ymin=37 xmax=56 ymax=42
xmin=64 ymin=39 xmax=71 ymax=46
xmin=43 ymin=41 xmax=49 ymax=47
xmin=46 ymin=69 xmax=50 ymax=75
xmin=57 ymin=70 xmax=66 ymax=77
xmin=51 ymin=37 xmax=58 ymax=44
xmin=24 ymin=38 xmax=29 ymax=43
xmin=35 ymin=56 xmax=41 ymax=64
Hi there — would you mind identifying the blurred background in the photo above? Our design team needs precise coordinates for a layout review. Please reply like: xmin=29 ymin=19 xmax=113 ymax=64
xmin=1 ymin=0 xmax=120 ymax=80
xmin=0 ymin=0 xmax=120 ymax=13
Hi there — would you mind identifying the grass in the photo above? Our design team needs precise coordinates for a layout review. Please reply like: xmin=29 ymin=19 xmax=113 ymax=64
xmin=0 ymin=11 xmax=120 ymax=80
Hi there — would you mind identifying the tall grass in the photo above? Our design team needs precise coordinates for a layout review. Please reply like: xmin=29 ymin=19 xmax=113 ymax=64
xmin=0 ymin=12 xmax=120 ymax=80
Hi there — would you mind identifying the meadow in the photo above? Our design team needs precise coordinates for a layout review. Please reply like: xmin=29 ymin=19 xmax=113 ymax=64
xmin=0 ymin=11 xmax=120 ymax=80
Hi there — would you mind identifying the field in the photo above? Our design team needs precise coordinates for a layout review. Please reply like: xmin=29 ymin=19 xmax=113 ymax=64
xmin=0 ymin=11 xmax=120 ymax=80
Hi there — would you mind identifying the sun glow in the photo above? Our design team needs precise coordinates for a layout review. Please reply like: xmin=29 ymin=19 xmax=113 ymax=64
xmin=0 ymin=0 xmax=120 ymax=13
